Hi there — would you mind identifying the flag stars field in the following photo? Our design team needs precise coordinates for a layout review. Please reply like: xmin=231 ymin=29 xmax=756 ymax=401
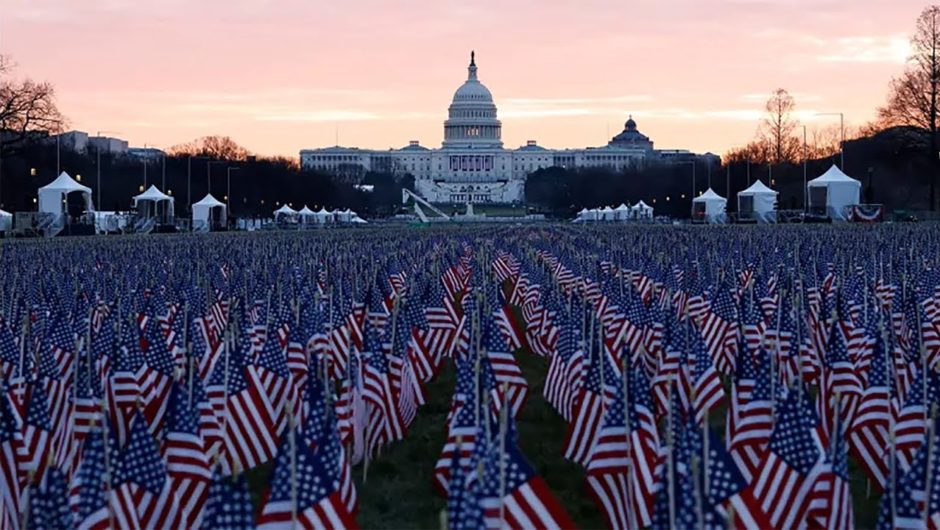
xmin=0 ymin=224 xmax=938 ymax=528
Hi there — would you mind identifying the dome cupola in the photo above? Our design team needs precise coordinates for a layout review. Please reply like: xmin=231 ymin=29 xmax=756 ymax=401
xmin=443 ymin=51 xmax=502 ymax=149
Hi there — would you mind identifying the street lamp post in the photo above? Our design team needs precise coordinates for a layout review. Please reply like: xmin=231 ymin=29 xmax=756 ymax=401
xmin=95 ymin=130 xmax=120 ymax=209
xmin=186 ymin=156 xmax=209 ymax=214
xmin=802 ymin=125 xmax=808 ymax=211
xmin=817 ymin=112 xmax=845 ymax=169
xmin=677 ymin=160 xmax=696 ymax=219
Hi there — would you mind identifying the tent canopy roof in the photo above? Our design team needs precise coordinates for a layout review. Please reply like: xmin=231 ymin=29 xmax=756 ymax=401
xmin=693 ymin=188 xmax=726 ymax=202
xmin=298 ymin=206 xmax=316 ymax=215
xmin=808 ymin=164 xmax=861 ymax=187
xmin=739 ymin=179 xmax=778 ymax=196
xmin=0 ymin=209 xmax=11 ymax=217
xmin=614 ymin=203 xmax=630 ymax=211
xmin=134 ymin=185 xmax=172 ymax=202
xmin=633 ymin=200 xmax=652 ymax=210
xmin=39 ymin=171 xmax=91 ymax=194
xmin=274 ymin=204 xmax=297 ymax=215
xmin=193 ymin=194 xmax=225 ymax=208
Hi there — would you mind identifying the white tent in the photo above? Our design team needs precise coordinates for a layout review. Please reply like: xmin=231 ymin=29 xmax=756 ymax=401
xmin=273 ymin=204 xmax=298 ymax=223
xmin=599 ymin=206 xmax=615 ymax=221
xmin=133 ymin=185 xmax=174 ymax=222
xmin=807 ymin=165 xmax=861 ymax=220
xmin=737 ymin=180 xmax=778 ymax=223
xmin=613 ymin=203 xmax=631 ymax=221
xmin=316 ymin=207 xmax=334 ymax=224
xmin=0 ymin=209 xmax=11 ymax=232
xmin=631 ymin=200 xmax=653 ymax=220
xmin=334 ymin=208 xmax=352 ymax=223
xmin=192 ymin=194 xmax=226 ymax=232
xmin=692 ymin=188 xmax=727 ymax=224
xmin=38 ymin=172 xmax=94 ymax=218
xmin=297 ymin=205 xmax=317 ymax=225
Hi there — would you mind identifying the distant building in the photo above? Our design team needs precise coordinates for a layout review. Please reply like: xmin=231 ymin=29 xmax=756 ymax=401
xmin=127 ymin=147 xmax=166 ymax=160
xmin=300 ymin=52 xmax=720 ymax=203
xmin=87 ymin=135 xmax=129 ymax=155
xmin=49 ymin=130 xmax=131 ymax=156
xmin=49 ymin=131 xmax=89 ymax=153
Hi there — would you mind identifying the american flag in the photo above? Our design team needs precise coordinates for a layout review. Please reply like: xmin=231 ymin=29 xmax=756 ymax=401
xmin=894 ymin=367 xmax=936 ymax=472
xmin=256 ymin=438 xmax=358 ymax=529
xmin=27 ymin=466 xmax=72 ymax=529
xmin=544 ymin=315 xmax=585 ymax=423
xmin=483 ymin=322 xmax=528 ymax=418
xmin=700 ymin=282 xmax=739 ymax=375
xmin=69 ymin=426 xmax=112 ymax=530
xmin=435 ymin=390 xmax=478 ymax=496
xmin=18 ymin=383 xmax=52 ymax=480
xmin=163 ymin=381 xmax=212 ymax=527
xmin=200 ymin=470 xmax=257 ymax=529
xmin=808 ymin=412 xmax=854 ymax=530
xmin=479 ymin=427 xmax=575 ymax=530
xmin=210 ymin=344 xmax=280 ymax=474
xmin=111 ymin=414 xmax=187 ymax=529
xmin=564 ymin=344 xmax=607 ymax=467
xmin=727 ymin=352 xmax=773 ymax=482
xmin=0 ymin=392 xmax=21 ymax=530
xmin=746 ymin=388 xmax=823 ymax=529
xmin=848 ymin=337 xmax=892 ymax=491
xmin=585 ymin=366 xmax=660 ymax=529
xmin=303 ymin=375 xmax=357 ymax=516
xmin=361 ymin=329 xmax=406 ymax=457
xmin=691 ymin=331 xmax=725 ymax=426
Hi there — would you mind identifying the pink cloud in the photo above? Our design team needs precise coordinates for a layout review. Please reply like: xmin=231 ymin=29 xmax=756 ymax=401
xmin=1 ymin=0 xmax=926 ymax=156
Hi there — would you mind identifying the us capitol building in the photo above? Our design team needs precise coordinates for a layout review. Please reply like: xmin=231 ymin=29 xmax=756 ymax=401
xmin=300 ymin=52 xmax=718 ymax=204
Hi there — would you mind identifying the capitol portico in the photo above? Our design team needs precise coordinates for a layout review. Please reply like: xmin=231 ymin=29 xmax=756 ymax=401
xmin=300 ymin=52 xmax=718 ymax=204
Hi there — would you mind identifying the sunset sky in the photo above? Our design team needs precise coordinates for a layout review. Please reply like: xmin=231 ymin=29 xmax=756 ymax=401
xmin=0 ymin=0 xmax=923 ymax=157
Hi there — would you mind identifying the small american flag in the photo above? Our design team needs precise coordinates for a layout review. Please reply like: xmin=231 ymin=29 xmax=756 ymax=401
xmin=256 ymin=438 xmax=358 ymax=529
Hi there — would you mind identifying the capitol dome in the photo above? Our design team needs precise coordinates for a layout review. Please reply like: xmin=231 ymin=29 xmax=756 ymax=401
xmin=442 ymin=51 xmax=503 ymax=149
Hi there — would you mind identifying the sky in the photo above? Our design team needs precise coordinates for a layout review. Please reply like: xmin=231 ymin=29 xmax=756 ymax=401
xmin=0 ymin=0 xmax=923 ymax=157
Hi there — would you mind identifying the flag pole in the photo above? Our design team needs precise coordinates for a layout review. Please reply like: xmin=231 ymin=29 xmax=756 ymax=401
xmin=289 ymin=393 xmax=298 ymax=529
xmin=101 ymin=397 xmax=114 ymax=530
xmin=925 ymin=404 xmax=937 ymax=528
xmin=623 ymin=358 xmax=635 ymax=528
xmin=497 ymin=382 xmax=509 ymax=529
xmin=667 ymin=382 xmax=676 ymax=530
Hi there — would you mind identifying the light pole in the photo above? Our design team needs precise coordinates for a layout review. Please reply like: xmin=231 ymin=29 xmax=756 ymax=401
xmin=802 ymin=125 xmax=808 ymax=211
xmin=677 ymin=160 xmax=696 ymax=219
xmin=187 ymin=156 xmax=209 ymax=214
xmin=817 ymin=112 xmax=844 ymax=169
xmin=226 ymin=167 xmax=240 ymax=210
xmin=95 ymin=130 xmax=121 ymax=210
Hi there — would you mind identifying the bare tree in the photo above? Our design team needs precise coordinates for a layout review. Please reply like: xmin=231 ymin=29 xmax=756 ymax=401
xmin=878 ymin=5 xmax=940 ymax=207
xmin=168 ymin=135 xmax=250 ymax=160
xmin=724 ymin=140 xmax=771 ymax=164
xmin=760 ymin=88 xmax=801 ymax=164
xmin=0 ymin=54 xmax=65 ymax=155
xmin=809 ymin=124 xmax=861 ymax=160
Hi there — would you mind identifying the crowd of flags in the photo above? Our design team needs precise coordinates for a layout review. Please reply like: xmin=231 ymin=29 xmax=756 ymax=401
xmin=0 ymin=224 xmax=938 ymax=529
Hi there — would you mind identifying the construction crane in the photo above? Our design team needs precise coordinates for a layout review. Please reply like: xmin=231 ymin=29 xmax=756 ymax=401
xmin=401 ymin=188 xmax=451 ymax=222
